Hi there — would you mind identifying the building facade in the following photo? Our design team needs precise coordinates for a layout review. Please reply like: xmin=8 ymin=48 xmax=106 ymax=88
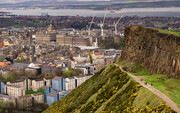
xmin=0 ymin=94 xmax=16 ymax=108
xmin=32 ymin=80 xmax=45 ymax=91
xmin=52 ymin=76 xmax=65 ymax=92
xmin=35 ymin=32 xmax=56 ymax=43
xmin=65 ymin=77 xmax=76 ymax=91
xmin=5 ymin=85 xmax=25 ymax=97
xmin=56 ymin=35 xmax=91 ymax=47
xmin=17 ymin=95 xmax=33 ymax=108
xmin=46 ymin=92 xmax=60 ymax=106
xmin=0 ymin=81 xmax=4 ymax=94
xmin=41 ymin=86 xmax=54 ymax=101
xmin=31 ymin=92 xmax=44 ymax=104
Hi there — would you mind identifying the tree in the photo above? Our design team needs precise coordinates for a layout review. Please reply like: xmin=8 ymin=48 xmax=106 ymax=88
xmin=89 ymin=53 xmax=93 ymax=64
xmin=55 ymin=68 xmax=62 ymax=76
xmin=74 ymin=69 xmax=83 ymax=76
xmin=62 ymin=70 xmax=77 ymax=78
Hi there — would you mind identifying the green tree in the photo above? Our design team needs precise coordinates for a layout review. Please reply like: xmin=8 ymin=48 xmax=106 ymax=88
xmin=62 ymin=70 xmax=77 ymax=78
xmin=89 ymin=53 xmax=93 ymax=64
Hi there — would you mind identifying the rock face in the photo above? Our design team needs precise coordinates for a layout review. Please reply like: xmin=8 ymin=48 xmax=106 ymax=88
xmin=121 ymin=26 xmax=180 ymax=78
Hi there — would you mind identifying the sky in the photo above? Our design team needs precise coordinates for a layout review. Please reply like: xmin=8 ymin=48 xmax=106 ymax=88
xmin=0 ymin=0 xmax=173 ymax=4
xmin=0 ymin=0 xmax=111 ymax=3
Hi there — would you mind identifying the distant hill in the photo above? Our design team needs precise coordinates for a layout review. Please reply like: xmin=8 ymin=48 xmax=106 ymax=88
xmin=43 ymin=64 xmax=175 ymax=113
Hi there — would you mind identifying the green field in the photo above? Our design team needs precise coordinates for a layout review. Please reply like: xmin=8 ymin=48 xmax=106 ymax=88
xmin=118 ymin=61 xmax=180 ymax=108
xmin=143 ymin=74 xmax=180 ymax=108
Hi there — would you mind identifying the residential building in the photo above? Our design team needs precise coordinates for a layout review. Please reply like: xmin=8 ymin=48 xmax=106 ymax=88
xmin=46 ymin=92 xmax=60 ymax=106
xmin=75 ymin=64 xmax=94 ymax=75
xmin=5 ymin=85 xmax=25 ymax=97
xmin=32 ymin=79 xmax=45 ymax=91
xmin=6 ymin=79 xmax=32 ymax=91
xmin=0 ymin=81 xmax=4 ymax=94
xmin=17 ymin=95 xmax=33 ymax=108
xmin=52 ymin=76 xmax=65 ymax=92
xmin=10 ymin=63 xmax=29 ymax=71
xmin=74 ymin=75 xmax=92 ymax=87
xmin=41 ymin=86 xmax=54 ymax=101
xmin=0 ymin=68 xmax=10 ymax=78
xmin=65 ymin=77 xmax=76 ymax=91
xmin=43 ymin=78 xmax=52 ymax=87
xmin=31 ymin=92 xmax=44 ymax=104
xmin=0 ymin=94 xmax=16 ymax=107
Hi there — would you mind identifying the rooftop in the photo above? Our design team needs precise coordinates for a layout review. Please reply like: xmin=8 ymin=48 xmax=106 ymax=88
xmin=47 ymin=92 xmax=57 ymax=97
xmin=41 ymin=86 xmax=50 ymax=90
xmin=52 ymin=76 xmax=62 ymax=81
xmin=18 ymin=95 xmax=32 ymax=99
xmin=0 ymin=94 xmax=11 ymax=99
xmin=32 ymin=92 xmax=43 ymax=96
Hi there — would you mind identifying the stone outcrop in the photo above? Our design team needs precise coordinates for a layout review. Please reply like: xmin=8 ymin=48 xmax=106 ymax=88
xmin=121 ymin=26 xmax=180 ymax=78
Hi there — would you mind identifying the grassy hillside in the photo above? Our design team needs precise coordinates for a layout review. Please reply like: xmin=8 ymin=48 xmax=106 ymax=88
xmin=43 ymin=64 xmax=175 ymax=113
xmin=152 ymin=28 xmax=180 ymax=36
xmin=119 ymin=61 xmax=180 ymax=108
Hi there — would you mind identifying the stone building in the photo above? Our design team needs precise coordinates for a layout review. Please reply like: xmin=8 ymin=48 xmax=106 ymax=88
xmin=31 ymin=92 xmax=44 ymax=104
xmin=43 ymin=78 xmax=51 ymax=87
xmin=32 ymin=79 xmax=45 ymax=91
xmin=17 ymin=92 xmax=44 ymax=108
xmin=17 ymin=95 xmax=33 ymax=108
xmin=35 ymin=24 xmax=56 ymax=43
xmin=75 ymin=64 xmax=94 ymax=75
xmin=73 ymin=37 xmax=91 ymax=47
xmin=0 ymin=94 xmax=16 ymax=107
xmin=65 ymin=77 xmax=76 ymax=91
xmin=56 ymin=35 xmax=72 ymax=46
xmin=6 ymin=79 xmax=31 ymax=91
xmin=74 ymin=75 xmax=92 ymax=87
xmin=35 ymin=32 xmax=56 ymax=43
xmin=56 ymin=35 xmax=92 ymax=47
xmin=5 ymin=85 xmax=25 ymax=97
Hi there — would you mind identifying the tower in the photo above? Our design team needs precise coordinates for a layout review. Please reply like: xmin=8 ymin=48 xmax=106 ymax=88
xmin=48 ymin=24 xmax=53 ymax=32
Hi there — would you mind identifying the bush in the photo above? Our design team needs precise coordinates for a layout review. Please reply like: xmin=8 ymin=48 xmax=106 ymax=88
xmin=62 ymin=70 xmax=77 ymax=78
xmin=16 ymin=59 xmax=26 ymax=63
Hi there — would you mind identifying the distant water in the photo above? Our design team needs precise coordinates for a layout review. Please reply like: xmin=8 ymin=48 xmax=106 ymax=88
xmin=0 ymin=7 xmax=180 ymax=17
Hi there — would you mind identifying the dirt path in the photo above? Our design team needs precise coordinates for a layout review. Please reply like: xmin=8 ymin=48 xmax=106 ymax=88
xmin=115 ymin=64 xmax=180 ymax=113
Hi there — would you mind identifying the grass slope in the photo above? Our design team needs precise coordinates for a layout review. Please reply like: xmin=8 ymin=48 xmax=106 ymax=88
xmin=119 ymin=61 xmax=180 ymax=108
xmin=152 ymin=28 xmax=180 ymax=36
xmin=43 ymin=64 xmax=175 ymax=113
xmin=133 ymin=87 xmax=164 ymax=109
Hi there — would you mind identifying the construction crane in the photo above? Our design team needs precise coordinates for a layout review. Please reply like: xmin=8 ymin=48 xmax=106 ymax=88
xmin=88 ymin=14 xmax=95 ymax=36
xmin=113 ymin=15 xmax=123 ymax=36
xmin=98 ymin=10 xmax=107 ymax=38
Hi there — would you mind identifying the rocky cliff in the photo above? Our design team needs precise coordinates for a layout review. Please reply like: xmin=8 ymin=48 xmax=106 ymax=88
xmin=121 ymin=26 xmax=180 ymax=78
